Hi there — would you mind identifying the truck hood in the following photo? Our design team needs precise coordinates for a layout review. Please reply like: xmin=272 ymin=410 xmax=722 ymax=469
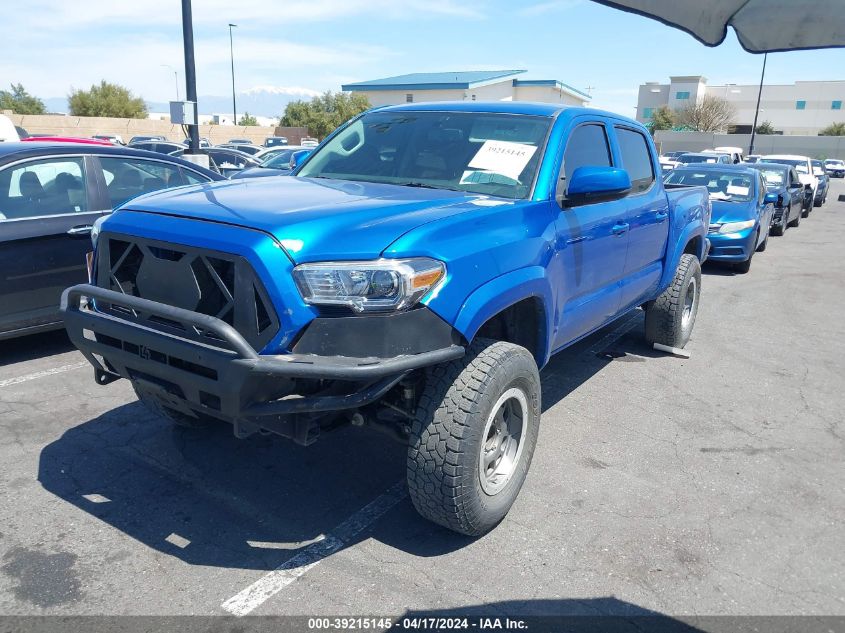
xmin=121 ymin=176 xmax=504 ymax=263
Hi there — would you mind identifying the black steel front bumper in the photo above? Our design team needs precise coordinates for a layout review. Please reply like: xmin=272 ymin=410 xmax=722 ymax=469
xmin=61 ymin=284 xmax=464 ymax=442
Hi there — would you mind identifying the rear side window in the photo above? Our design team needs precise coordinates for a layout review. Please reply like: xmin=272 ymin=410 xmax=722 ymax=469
xmin=99 ymin=157 xmax=193 ymax=208
xmin=615 ymin=127 xmax=655 ymax=193
xmin=562 ymin=123 xmax=612 ymax=185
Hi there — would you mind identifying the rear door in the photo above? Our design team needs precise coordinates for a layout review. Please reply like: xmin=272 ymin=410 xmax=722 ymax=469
xmin=0 ymin=155 xmax=102 ymax=336
xmin=611 ymin=125 xmax=669 ymax=310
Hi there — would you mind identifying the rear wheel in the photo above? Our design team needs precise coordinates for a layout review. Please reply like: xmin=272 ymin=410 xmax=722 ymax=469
xmin=407 ymin=339 xmax=541 ymax=536
xmin=644 ymin=253 xmax=701 ymax=349
xmin=772 ymin=207 xmax=788 ymax=236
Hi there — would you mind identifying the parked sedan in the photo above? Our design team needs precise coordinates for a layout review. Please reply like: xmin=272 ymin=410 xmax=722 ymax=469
xmin=215 ymin=143 xmax=264 ymax=156
xmin=229 ymin=147 xmax=312 ymax=180
xmin=0 ymin=142 xmax=222 ymax=340
xmin=812 ymin=160 xmax=829 ymax=207
xmin=758 ymin=155 xmax=816 ymax=216
xmin=128 ymin=135 xmax=166 ymax=144
xmin=745 ymin=163 xmax=803 ymax=235
xmin=128 ymin=140 xmax=186 ymax=155
xmin=665 ymin=164 xmax=773 ymax=273
xmin=170 ymin=147 xmax=261 ymax=178
xmin=824 ymin=158 xmax=844 ymax=178
xmin=676 ymin=152 xmax=731 ymax=165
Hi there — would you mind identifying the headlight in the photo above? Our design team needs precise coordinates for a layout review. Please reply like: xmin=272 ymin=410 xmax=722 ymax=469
xmin=718 ymin=220 xmax=755 ymax=234
xmin=292 ymin=258 xmax=445 ymax=313
xmin=90 ymin=215 xmax=108 ymax=248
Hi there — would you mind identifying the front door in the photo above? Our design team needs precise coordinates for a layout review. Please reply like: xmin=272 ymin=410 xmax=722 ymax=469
xmin=552 ymin=121 xmax=629 ymax=348
xmin=0 ymin=155 xmax=102 ymax=336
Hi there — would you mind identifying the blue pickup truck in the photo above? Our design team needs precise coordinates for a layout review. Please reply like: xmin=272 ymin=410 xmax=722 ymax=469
xmin=62 ymin=103 xmax=710 ymax=535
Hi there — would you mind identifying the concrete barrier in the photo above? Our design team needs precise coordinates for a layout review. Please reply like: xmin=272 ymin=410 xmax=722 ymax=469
xmin=655 ymin=131 xmax=845 ymax=160
xmin=5 ymin=112 xmax=309 ymax=146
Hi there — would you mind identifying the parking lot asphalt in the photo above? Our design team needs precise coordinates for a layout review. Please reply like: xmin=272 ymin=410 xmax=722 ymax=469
xmin=1 ymin=180 xmax=844 ymax=620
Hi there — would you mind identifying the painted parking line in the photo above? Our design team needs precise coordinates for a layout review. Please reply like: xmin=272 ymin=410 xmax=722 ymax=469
xmin=0 ymin=361 xmax=88 ymax=389
xmin=221 ymin=480 xmax=408 ymax=616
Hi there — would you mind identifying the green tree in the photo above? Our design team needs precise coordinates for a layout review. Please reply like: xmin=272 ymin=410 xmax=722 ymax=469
xmin=755 ymin=121 xmax=775 ymax=134
xmin=0 ymin=83 xmax=46 ymax=115
xmin=238 ymin=112 xmax=258 ymax=126
xmin=68 ymin=81 xmax=147 ymax=118
xmin=819 ymin=122 xmax=845 ymax=136
xmin=280 ymin=91 xmax=370 ymax=139
xmin=647 ymin=105 xmax=675 ymax=136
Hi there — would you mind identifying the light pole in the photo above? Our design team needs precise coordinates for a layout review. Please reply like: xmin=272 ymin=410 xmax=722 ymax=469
xmin=181 ymin=0 xmax=199 ymax=152
xmin=161 ymin=64 xmax=179 ymax=101
xmin=228 ymin=23 xmax=238 ymax=126
xmin=748 ymin=53 xmax=768 ymax=156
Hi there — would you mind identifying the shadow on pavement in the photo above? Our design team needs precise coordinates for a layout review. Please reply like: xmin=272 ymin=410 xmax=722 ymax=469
xmin=0 ymin=329 xmax=75 ymax=367
xmin=38 ymin=313 xmax=672 ymax=570
xmin=402 ymin=598 xmax=704 ymax=631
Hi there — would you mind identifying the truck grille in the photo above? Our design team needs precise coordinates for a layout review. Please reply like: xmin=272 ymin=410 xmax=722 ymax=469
xmin=96 ymin=234 xmax=279 ymax=351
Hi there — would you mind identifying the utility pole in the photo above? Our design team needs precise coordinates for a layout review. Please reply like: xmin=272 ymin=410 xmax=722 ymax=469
xmin=229 ymin=23 xmax=238 ymax=126
xmin=161 ymin=64 xmax=179 ymax=101
xmin=748 ymin=53 xmax=768 ymax=156
xmin=181 ymin=0 xmax=200 ymax=152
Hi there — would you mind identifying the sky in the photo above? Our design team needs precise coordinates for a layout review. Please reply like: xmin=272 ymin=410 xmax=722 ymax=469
xmin=1 ymin=0 xmax=843 ymax=117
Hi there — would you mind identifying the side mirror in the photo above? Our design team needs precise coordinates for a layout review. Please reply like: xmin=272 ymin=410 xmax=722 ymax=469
xmin=763 ymin=192 xmax=779 ymax=204
xmin=561 ymin=166 xmax=631 ymax=207
xmin=291 ymin=149 xmax=313 ymax=169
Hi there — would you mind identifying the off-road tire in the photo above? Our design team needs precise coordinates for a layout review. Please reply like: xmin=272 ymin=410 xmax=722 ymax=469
xmin=407 ymin=338 xmax=541 ymax=536
xmin=644 ymin=253 xmax=701 ymax=348
xmin=133 ymin=383 xmax=216 ymax=429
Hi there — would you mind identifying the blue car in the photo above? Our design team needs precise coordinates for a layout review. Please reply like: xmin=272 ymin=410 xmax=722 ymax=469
xmin=665 ymin=164 xmax=773 ymax=273
xmin=811 ymin=160 xmax=829 ymax=207
xmin=745 ymin=163 xmax=803 ymax=235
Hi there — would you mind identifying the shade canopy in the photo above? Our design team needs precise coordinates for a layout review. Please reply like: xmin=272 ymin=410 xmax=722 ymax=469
xmin=592 ymin=0 xmax=845 ymax=53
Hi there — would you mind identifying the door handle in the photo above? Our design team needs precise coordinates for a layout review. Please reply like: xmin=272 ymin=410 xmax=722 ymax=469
xmin=67 ymin=225 xmax=93 ymax=236
xmin=611 ymin=222 xmax=629 ymax=236
xmin=655 ymin=210 xmax=669 ymax=222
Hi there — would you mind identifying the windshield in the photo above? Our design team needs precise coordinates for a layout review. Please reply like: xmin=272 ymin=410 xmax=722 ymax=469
xmin=664 ymin=169 xmax=755 ymax=202
xmin=297 ymin=111 xmax=552 ymax=199
xmin=263 ymin=150 xmax=295 ymax=169
xmin=760 ymin=158 xmax=808 ymax=173
xmin=678 ymin=154 xmax=720 ymax=164
xmin=751 ymin=167 xmax=787 ymax=187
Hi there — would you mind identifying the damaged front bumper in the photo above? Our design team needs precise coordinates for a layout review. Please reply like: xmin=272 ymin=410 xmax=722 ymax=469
xmin=61 ymin=284 xmax=464 ymax=444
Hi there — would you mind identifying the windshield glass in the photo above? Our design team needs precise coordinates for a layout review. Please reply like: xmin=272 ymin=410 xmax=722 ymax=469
xmin=760 ymin=158 xmax=808 ymax=173
xmin=263 ymin=150 xmax=295 ymax=169
xmin=751 ymin=167 xmax=787 ymax=187
xmin=678 ymin=154 xmax=719 ymax=164
xmin=664 ymin=169 xmax=755 ymax=202
xmin=297 ymin=111 xmax=552 ymax=199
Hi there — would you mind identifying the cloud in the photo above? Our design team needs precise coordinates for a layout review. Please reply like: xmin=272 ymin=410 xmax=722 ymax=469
xmin=517 ymin=0 xmax=582 ymax=16
xmin=243 ymin=85 xmax=323 ymax=98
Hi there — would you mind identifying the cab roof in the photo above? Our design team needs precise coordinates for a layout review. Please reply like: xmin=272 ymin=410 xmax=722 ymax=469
xmin=374 ymin=101 xmax=630 ymax=122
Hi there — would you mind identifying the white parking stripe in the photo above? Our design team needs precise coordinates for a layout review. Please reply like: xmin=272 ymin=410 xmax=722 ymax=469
xmin=222 ymin=480 xmax=408 ymax=616
xmin=0 ymin=361 xmax=88 ymax=389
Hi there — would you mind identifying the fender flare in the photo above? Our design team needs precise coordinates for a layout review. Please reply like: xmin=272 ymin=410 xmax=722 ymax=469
xmin=659 ymin=225 xmax=707 ymax=290
xmin=450 ymin=266 xmax=555 ymax=367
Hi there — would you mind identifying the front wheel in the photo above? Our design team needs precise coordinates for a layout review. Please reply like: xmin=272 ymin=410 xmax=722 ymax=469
xmin=644 ymin=253 xmax=701 ymax=348
xmin=407 ymin=339 xmax=541 ymax=536
xmin=772 ymin=207 xmax=788 ymax=236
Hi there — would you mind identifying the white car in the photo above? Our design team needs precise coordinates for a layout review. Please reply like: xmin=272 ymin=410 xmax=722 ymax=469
xmin=824 ymin=159 xmax=845 ymax=178
xmin=712 ymin=146 xmax=745 ymax=164
xmin=759 ymin=154 xmax=817 ymax=214
xmin=0 ymin=114 xmax=20 ymax=142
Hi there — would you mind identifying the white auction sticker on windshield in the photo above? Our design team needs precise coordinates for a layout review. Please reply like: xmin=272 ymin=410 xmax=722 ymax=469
xmin=468 ymin=140 xmax=537 ymax=181
xmin=727 ymin=185 xmax=749 ymax=196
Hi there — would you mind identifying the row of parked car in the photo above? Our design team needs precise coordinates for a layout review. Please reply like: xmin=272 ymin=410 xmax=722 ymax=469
xmin=663 ymin=151 xmax=828 ymax=273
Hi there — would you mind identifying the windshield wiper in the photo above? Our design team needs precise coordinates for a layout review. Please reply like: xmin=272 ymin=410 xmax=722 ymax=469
xmin=396 ymin=181 xmax=464 ymax=192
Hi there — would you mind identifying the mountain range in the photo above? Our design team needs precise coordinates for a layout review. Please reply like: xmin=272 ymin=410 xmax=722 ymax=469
xmin=42 ymin=86 xmax=322 ymax=118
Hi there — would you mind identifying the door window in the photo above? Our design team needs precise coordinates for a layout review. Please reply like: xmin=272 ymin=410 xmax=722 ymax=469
xmin=98 ymin=157 xmax=195 ymax=208
xmin=614 ymin=127 xmax=655 ymax=193
xmin=0 ymin=157 xmax=88 ymax=221
xmin=561 ymin=124 xmax=612 ymax=187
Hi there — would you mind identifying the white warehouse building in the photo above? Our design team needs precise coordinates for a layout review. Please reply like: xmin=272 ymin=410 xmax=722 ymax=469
xmin=637 ymin=75 xmax=845 ymax=135
xmin=342 ymin=70 xmax=591 ymax=107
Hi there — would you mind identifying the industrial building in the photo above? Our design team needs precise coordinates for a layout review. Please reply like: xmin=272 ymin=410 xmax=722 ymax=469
xmin=342 ymin=70 xmax=591 ymax=107
xmin=637 ymin=75 xmax=845 ymax=135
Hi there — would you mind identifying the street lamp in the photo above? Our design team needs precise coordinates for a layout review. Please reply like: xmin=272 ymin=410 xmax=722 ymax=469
xmin=161 ymin=64 xmax=179 ymax=101
xmin=228 ymin=23 xmax=238 ymax=126
xmin=749 ymin=53 xmax=768 ymax=156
